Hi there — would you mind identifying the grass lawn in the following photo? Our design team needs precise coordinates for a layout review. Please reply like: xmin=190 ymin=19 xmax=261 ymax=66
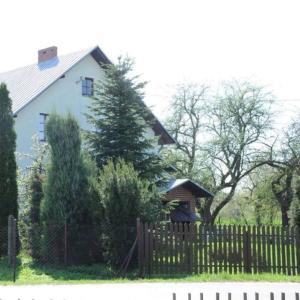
xmin=0 ymin=257 xmax=300 ymax=285
xmin=0 ymin=256 xmax=299 ymax=285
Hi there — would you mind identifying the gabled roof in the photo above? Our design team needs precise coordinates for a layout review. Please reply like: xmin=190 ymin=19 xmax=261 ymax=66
xmin=166 ymin=178 xmax=214 ymax=198
xmin=0 ymin=46 xmax=110 ymax=114
xmin=0 ymin=45 xmax=175 ymax=144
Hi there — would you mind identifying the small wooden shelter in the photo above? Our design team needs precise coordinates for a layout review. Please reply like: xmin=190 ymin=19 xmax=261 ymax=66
xmin=164 ymin=179 xmax=213 ymax=222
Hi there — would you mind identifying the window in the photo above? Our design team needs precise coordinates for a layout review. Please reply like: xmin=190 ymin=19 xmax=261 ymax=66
xmin=82 ymin=77 xmax=94 ymax=96
xmin=39 ymin=113 xmax=49 ymax=141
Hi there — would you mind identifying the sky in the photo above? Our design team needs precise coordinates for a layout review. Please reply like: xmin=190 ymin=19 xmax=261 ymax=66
xmin=0 ymin=0 xmax=300 ymax=125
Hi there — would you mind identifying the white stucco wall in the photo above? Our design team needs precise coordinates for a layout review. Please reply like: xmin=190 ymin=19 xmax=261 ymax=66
xmin=15 ymin=54 xmax=105 ymax=170
xmin=15 ymin=54 xmax=157 ymax=170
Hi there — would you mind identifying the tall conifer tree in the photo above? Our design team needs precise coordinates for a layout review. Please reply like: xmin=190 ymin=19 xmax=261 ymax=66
xmin=86 ymin=57 xmax=164 ymax=182
xmin=41 ymin=114 xmax=101 ymax=264
xmin=0 ymin=83 xmax=18 ymax=231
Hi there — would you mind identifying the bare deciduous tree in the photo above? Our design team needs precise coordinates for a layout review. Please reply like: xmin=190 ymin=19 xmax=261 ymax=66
xmin=165 ymin=80 xmax=274 ymax=224
xmin=164 ymin=82 xmax=209 ymax=178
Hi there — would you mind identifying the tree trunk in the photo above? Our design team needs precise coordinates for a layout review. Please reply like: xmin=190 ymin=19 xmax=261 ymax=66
xmin=198 ymin=198 xmax=214 ymax=225
xmin=281 ymin=206 xmax=289 ymax=226
xmin=271 ymin=171 xmax=294 ymax=227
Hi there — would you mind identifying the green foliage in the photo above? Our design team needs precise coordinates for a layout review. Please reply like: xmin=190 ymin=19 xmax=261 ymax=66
xmin=26 ymin=166 xmax=44 ymax=259
xmin=85 ymin=57 xmax=164 ymax=182
xmin=99 ymin=159 xmax=161 ymax=268
xmin=291 ymin=178 xmax=300 ymax=226
xmin=40 ymin=113 xmax=102 ymax=264
xmin=17 ymin=135 xmax=48 ymax=258
xmin=0 ymin=83 xmax=18 ymax=255
xmin=293 ymin=208 xmax=300 ymax=227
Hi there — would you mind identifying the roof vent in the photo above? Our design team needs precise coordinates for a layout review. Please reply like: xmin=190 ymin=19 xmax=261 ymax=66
xmin=38 ymin=46 xmax=57 ymax=64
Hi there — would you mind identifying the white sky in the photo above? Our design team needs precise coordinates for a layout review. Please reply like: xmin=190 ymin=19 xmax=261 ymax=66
xmin=1 ymin=0 xmax=300 ymax=125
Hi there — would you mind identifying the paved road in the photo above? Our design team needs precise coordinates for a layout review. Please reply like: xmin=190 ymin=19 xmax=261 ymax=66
xmin=0 ymin=282 xmax=299 ymax=300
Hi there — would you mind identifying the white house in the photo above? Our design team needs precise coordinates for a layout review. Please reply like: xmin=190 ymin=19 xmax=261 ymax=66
xmin=0 ymin=45 xmax=213 ymax=221
xmin=0 ymin=45 xmax=175 ymax=170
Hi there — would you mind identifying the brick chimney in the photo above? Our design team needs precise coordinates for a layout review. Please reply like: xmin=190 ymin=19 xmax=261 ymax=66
xmin=38 ymin=46 xmax=58 ymax=63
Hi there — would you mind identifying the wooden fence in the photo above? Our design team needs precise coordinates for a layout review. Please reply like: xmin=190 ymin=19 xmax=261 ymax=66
xmin=172 ymin=292 xmax=300 ymax=300
xmin=137 ymin=220 xmax=300 ymax=276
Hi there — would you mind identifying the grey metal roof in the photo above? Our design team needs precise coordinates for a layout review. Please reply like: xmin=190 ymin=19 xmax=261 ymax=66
xmin=0 ymin=46 xmax=108 ymax=114
xmin=166 ymin=178 xmax=214 ymax=198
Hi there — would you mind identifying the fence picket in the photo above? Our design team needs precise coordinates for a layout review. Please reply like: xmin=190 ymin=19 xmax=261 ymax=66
xmin=290 ymin=226 xmax=296 ymax=276
xmin=174 ymin=223 xmax=178 ymax=274
xmin=281 ymin=226 xmax=287 ymax=275
xmin=262 ymin=226 xmax=266 ymax=272
xmin=193 ymin=223 xmax=198 ymax=275
xmin=266 ymin=226 xmax=271 ymax=273
xmin=203 ymin=225 xmax=208 ymax=273
xmin=257 ymin=226 xmax=262 ymax=273
xmin=157 ymin=223 xmax=162 ymax=275
xmin=179 ymin=223 xmax=184 ymax=274
xmin=296 ymin=226 xmax=300 ymax=275
xmin=276 ymin=226 xmax=281 ymax=274
xmin=144 ymin=223 xmax=149 ymax=276
xmin=223 ymin=225 xmax=228 ymax=273
xmin=232 ymin=225 xmax=237 ymax=274
xmin=199 ymin=225 xmax=203 ymax=274
xmin=228 ymin=225 xmax=233 ymax=274
xmin=271 ymin=226 xmax=276 ymax=274
xmin=213 ymin=225 xmax=218 ymax=274
xmin=252 ymin=226 xmax=257 ymax=274
xmin=286 ymin=226 xmax=291 ymax=275
xmin=219 ymin=225 xmax=224 ymax=273
xmin=238 ymin=225 xmax=242 ymax=273
xmin=149 ymin=223 xmax=154 ymax=276
xmin=165 ymin=223 xmax=170 ymax=275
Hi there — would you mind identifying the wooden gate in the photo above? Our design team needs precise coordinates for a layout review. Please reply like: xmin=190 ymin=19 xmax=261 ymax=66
xmin=137 ymin=220 xmax=300 ymax=276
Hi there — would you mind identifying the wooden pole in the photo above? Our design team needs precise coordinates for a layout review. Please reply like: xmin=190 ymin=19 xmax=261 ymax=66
xmin=12 ymin=217 xmax=16 ymax=282
xmin=243 ymin=230 xmax=251 ymax=273
xmin=137 ymin=218 xmax=144 ymax=278
xmin=64 ymin=220 xmax=68 ymax=266
xmin=296 ymin=226 xmax=300 ymax=275
xmin=7 ymin=215 xmax=12 ymax=264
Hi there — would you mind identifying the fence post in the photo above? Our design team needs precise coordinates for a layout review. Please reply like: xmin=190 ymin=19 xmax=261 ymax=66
xmin=243 ymin=229 xmax=251 ymax=273
xmin=64 ymin=220 xmax=68 ymax=266
xmin=296 ymin=226 xmax=300 ymax=275
xmin=7 ymin=215 xmax=17 ymax=281
xmin=12 ymin=217 xmax=17 ymax=282
xmin=188 ymin=223 xmax=193 ymax=274
xmin=7 ymin=215 xmax=12 ymax=263
xmin=7 ymin=215 xmax=16 ymax=266
xmin=137 ymin=218 xmax=144 ymax=277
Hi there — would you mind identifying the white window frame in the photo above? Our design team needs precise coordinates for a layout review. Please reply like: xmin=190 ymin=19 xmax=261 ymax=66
xmin=39 ymin=113 xmax=49 ymax=142
xmin=82 ymin=77 xmax=94 ymax=96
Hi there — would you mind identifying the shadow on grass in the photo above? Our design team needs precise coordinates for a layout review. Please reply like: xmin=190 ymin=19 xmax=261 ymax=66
xmin=8 ymin=254 xmax=141 ymax=283
xmin=26 ymin=263 xmax=193 ymax=282
xmin=27 ymin=262 xmax=126 ymax=281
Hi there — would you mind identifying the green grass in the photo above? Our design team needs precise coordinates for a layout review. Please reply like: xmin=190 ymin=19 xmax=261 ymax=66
xmin=0 ymin=255 xmax=300 ymax=285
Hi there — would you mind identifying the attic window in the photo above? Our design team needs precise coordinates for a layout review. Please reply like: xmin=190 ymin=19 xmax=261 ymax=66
xmin=82 ymin=78 xmax=94 ymax=96
xmin=39 ymin=113 xmax=49 ymax=142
